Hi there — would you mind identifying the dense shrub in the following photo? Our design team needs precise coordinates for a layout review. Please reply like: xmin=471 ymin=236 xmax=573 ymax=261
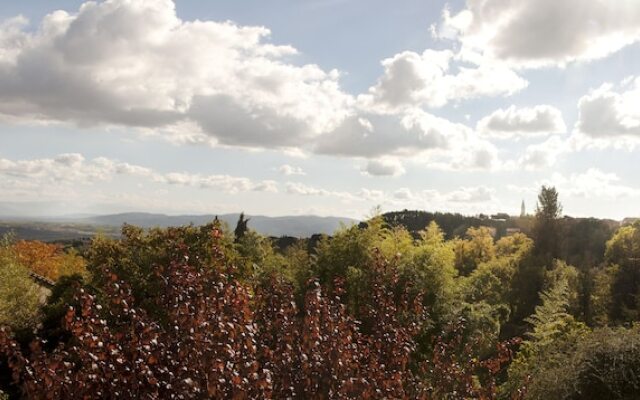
xmin=514 ymin=327 xmax=640 ymax=400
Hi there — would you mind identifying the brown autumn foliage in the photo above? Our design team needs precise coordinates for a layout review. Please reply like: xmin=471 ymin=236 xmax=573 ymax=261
xmin=12 ymin=241 xmax=86 ymax=281
xmin=0 ymin=228 xmax=521 ymax=399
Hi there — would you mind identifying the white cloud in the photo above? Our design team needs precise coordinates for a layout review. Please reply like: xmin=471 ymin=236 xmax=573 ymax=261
xmin=360 ymin=49 xmax=527 ymax=111
xmin=446 ymin=186 xmax=494 ymax=203
xmin=391 ymin=186 xmax=495 ymax=205
xmin=562 ymin=169 xmax=639 ymax=198
xmin=156 ymin=172 xmax=276 ymax=194
xmin=437 ymin=0 xmax=640 ymax=68
xmin=253 ymin=180 xmax=279 ymax=193
xmin=0 ymin=153 xmax=277 ymax=195
xmin=510 ymin=169 xmax=640 ymax=199
xmin=518 ymin=136 xmax=569 ymax=170
xmin=316 ymin=109 xmax=500 ymax=171
xmin=358 ymin=188 xmax=385 ymax=202
xmin=0 ymin=0 xmax=351 ymax=149
xmin=393 ymin=187 xmax=415 ymax=201
xmin=0 ymin=151 xmax=508 ymax=216
xmin=574 ymin=78 xmax=640 ymax=145
xmin=362 ymin=158 xmax=405 ymax=177
xmin=478 ymin=105 xmax=566 ymax=139
xmin=285 ymin=182 xmax=354 ymax=200
xmin=0 ymin=0 xmax=508 ymax=172
xmin=277 ymin=164 xmax=306 ymax=176
xmin=514 ymin=76 xmax=640 ymax=168
xmin=283 ymin=181 xmax=497 ymax=212
xmin=0 ymin=153 xmax=152 ymax=183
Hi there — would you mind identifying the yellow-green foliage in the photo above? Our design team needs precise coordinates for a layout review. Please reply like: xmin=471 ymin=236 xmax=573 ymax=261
xmin=454 ymin=226 xmax=496 ymax=275
xmin=401 ymin=222 xmax=458 ymax=322
xmin=589 ymin=265 xmax=617 ymax=326
xmin=543 ymin=260 xmax=581 ymax=317
xmin=495 ymin=232 xmax=533 ymax=259
xmin=377 ymin=225 xmax=415 ymax=265
xmin=603 ymin=222 xmax=640 ymax=322
xmin=605 ymin=223 xmax=640 ymax=264
xmin=234 ymin=229 xmax=285 ymax=281
xmin=314 ymin=217 xmax=384 ymax=283
xmin=0 ymin=238 xmax=41 ymax=330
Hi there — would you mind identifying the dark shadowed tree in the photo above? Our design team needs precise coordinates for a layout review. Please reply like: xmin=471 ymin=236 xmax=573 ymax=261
xmin=234 ymin=212 xmax=250 ymax=243
xmin=532 ymin=186 xmax=562 ymax=262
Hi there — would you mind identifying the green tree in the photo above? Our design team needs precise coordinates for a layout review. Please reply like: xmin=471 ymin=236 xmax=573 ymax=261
xmin=453 ymin=226 xmax=496 ymax=276
xmin=605 ymin=222 xmax=640 ymax=322
xmin=0 ymin=237 xmax=41 ymax=331
xmin=543 ymin=260 xmax=581 ymax=318
xmin=401 ymin=222 xmax=458 ymax=324
xmin=235 ymin=229 xmax=285 ymax=282
xmin=532 ymin=186 xmax=562 ymax=261
xmin=313 ymin=217 xmax=385 ymax=286
xmin=495 ymin=233 xmax=533 ymax=259
xmin=504 ymin=274 xmax=586 ymax=398
xmin=588 ymin=265 xmax=617 ymax=326
xmin=507 ymin=326 xmax=640 ymax=400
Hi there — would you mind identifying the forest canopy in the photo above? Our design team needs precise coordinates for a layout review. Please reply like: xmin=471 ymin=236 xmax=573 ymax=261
xmin=0 ymin=187 xmax=639 ymax=399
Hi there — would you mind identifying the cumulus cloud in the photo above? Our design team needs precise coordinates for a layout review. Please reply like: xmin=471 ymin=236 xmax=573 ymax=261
xmin=510 ymin=169 xmax=640 ymax=199
xmin=575 ymin=78 xmax=640 ymax=143
xmin=358 ymin=188 xmax=385 ymax=202
xmin=0 ymin=0 xmax=351 ymax=149
xmin=156 ymin=173 xmax=277 ymax=194
xmin=362 ymin=158 xmax=405 ymax=177
xmin=361 ymin=49 xmax=527 ymax=111
xmin=0 ymin=0 xmax=507 ymax=172
xmin=436 ymin=0 xmax=640 ymax=68
xmin=0 ymin=153 xmax=152 ymax=183
xmin=0 ymin=152 xmax=506 ymax=215
xmin=277 ymin=164 xmax=306 ymax=176
xmin=478 ymin=105 xmax=566 ymax=139
xmin=446 ymin=186 xmax=494 ymax=203
xmin=392 ymin=186 xmax=494 ymax=204
xmin=561 ymin=169 xmax=640 ymax=198
xmin=518 ymin=136 xmax=569 ymax=170
xmin=0 ymin=153 xmax=277 ymax=194
xmin=393 ymin=188 xmax=415 ymax=201
xmin=316 ymin=109 xmax=500 ymax=171
xmin=285 ymin=182 xmax=354 ymax=200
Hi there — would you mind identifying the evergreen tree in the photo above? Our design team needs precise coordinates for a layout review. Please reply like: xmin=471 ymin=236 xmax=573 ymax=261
xmin=525 ymin=277 xmax=572 ymax=344
xmin=504 ymin=275 xmax=585 ymax=398
xmin=234 ymin=212 xmax=250 ymax=243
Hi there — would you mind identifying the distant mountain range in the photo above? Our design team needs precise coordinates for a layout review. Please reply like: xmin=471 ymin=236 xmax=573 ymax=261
xmin=1 ymin=206 xmax=632 ymax=243
xmin=79 ymin=212 xmax=357 ymax=237
xmin=0 ymin=212 xmax=358 ymax=240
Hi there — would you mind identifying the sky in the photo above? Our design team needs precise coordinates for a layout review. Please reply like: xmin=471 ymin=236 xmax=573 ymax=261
xmin=0 ymin=0 xmax=639 ymax=220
